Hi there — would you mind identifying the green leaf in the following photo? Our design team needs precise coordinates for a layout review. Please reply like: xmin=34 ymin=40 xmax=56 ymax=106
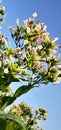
xmin=0 ymin=74 xmax=13 ymax=90
xmin=14 ymin=85 xmax=34 ymax=98
xmin=0 ymin=85 xmax=34 ymax=111
xmin=0 ymin=96 xmax=16 ymax=110
xmin=0 ymin=114 xmax=26 ymax=130
xmin=0 ymin=74 xmax=21 ymax=90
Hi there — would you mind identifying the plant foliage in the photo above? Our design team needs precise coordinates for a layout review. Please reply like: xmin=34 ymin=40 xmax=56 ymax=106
xmin=0 ymin=0 xmax=61 ymax=129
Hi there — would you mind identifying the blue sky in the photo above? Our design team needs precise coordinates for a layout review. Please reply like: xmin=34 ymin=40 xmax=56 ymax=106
xmin=1 ymin=0 xmax=61 ymax=130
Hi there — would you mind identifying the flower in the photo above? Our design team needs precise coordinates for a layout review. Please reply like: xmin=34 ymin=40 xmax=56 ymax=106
xmin=32 ymin=12 xmax=37 ymax=18
xmin=29 ymin=17 xmax=32 ymax=21
xmin=43 ymin=25 xmax=47 ymax=31
xmin=58 ymin=64 xmax=61 ymax=69
xmin=2 ymin=6 xmax=5 ymax=11
xmin=58 ymin=53 xmax=60 ymax=58
xmin=52 ymin=37 xmax=58 ymax=43
xmin=15 ymin=18 xmax=19 ymax=26
xmin=51 ymin=49 xmax=57 ymax=54
xmin=22 ymin=51 xmax=26 ymax=57
xmin=26 ymin=27 xmax=31 ymax=33
xmin=54 ymin=77 xmax=61 ymax=84
xmin=9 ymin=26 xmax=14 ymax=31
xmin=2 ymin=37 xmax=8 ymax=47
xmin=44 ymin=32 xmax=50 ymax=42
xmin=41 ymin=23 xmax=47 ymax=31
xmin=0 ymin=6 xmax=5 ymax=12
xmin=35 ymin=24 xmax=41 ymax=31
xmin=31 ymin=74 xmax=35 ymax=79
xmin=24 ymin=40 xmax=28 ymax=45
xmin=4 ymin=68 xmax=9 ymax=74
xmin=23 ymin=19 xmax=28 ymax=26
xmin=37 ymin=45 xmax=43 ymax=50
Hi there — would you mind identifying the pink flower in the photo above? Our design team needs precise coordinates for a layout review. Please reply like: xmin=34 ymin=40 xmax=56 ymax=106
xmin=9 ymin=26 xmax=14 ymax=31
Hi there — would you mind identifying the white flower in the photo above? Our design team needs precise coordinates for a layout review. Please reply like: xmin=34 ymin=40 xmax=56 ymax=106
xmin=15 ymin=18 xmax=19 ymax=26
xmin=31 ymin=74 xmax=35 ymax=79
xmin=38 ymin=23 xmax=41 ymax=30
xmin=54 ymin=77 xmax=61 ymax=84
xmin=51 ymin=49 xmax=57 ymax=54
xmin=32 ymin=12 xmax=37 ymax=18
xmin=37 ymin=45 xmax=43 ymax=50
xmin=58 ymin=65 xmax=61 ymax=69
xmin=26 ymin=27 xmax=31 ymax=33
xmin=4 ymin=58 xmax=9 ymax=63
xmin=44 ymin=32 xmax=50 ymax=42
xmin=2 ymin=37 xmax=8 ymax=47
xmin=2 ymin=6 xmax=5 ymax=11
xmin=23 ymin=19 xmax=28 ymax=26
xmin=35 ymin=24 xmax=41 ymax=31
xmin=41 ymin=23 xmax=47 ymax=31
xmin=0 ymin=6 xmax=5 ymax=12
xmin=43 ymin=25 xmax=47 ymax=31
xmin=52 ymin=37 xmax=58 ymax=43
xmin=58 ymin=53 xmax=60 ymax=58
xmin=24 ymin=40 xmax=28 ymax=45
xmin=22 ymin=51 xmax=26 ymax=57
xmin=29 ymin=17 xmax=32 ymax=21
xmin=4 ymin=68 xmax=9 ymax=74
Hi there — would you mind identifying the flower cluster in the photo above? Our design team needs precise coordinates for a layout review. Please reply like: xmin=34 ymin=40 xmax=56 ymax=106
xmin=0 ymin=12 xmax=61 ymax=112
xmin=0 ymin=12 xmax=60 ymax=88
xmin=8 ymin=102 xmax=48 ymax=130
xmin=8 ymin=12 xmax=61 ymax=85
